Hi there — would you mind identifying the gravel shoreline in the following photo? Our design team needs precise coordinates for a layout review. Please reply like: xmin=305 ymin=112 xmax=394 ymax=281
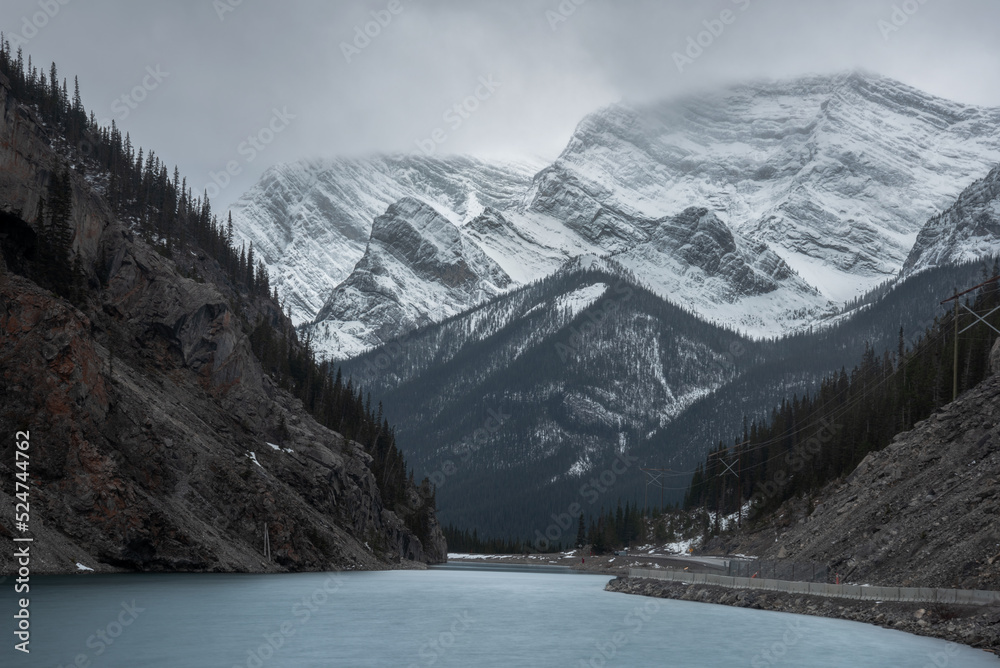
xmin=607 ymin=576 xmax=1000 ymax=657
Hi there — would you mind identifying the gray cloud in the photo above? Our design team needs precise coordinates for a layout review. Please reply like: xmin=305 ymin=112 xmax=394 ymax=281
xmin=1 ymin=0 xmax=998 ymax=210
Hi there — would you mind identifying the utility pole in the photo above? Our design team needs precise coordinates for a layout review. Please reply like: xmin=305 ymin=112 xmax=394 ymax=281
xmin=953 ymin=291 xmax=959 ymax=402
xmin=940 ymin=276 xmax=1000 ymax=402
xmin=640 ymin=468 xmax=672 ymax=515
xmin=709 ymin=441 xmax=749 ymax=528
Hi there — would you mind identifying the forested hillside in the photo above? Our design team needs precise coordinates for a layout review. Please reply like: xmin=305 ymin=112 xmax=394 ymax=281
xmin=0 ymin=41 xmax=442 ymax=570
xmin=684 ymin=262 xmax=1000 ymax=522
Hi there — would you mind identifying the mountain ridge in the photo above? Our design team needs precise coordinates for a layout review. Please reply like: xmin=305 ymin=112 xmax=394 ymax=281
xmin=235 ymin=71 xmax=1000 ymax=361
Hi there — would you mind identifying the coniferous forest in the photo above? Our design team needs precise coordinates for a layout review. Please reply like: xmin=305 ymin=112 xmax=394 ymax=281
xmin=684 ymin=265 xmax=1000 ymax=523
xmin=5 ymin=34 xmax=997 ymax=554
xmin=0 ymin=40 xmax=434 ymax=538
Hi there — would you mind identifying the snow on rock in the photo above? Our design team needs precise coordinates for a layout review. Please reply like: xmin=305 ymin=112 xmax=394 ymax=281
xmin=233 ymin=72 xmax=1000 ymax=355
xmin=530 ymin=71 xmax=1000 ymax=312
xmin=229 ymin=154 xmax=544 ymax=325
xmin=553 ymin=283 xmax=608 ymax=318
xmin=303 ymin=197 xmax=514 ymax=359
xmin=903 ymin=165 xmax=1000 ymax=276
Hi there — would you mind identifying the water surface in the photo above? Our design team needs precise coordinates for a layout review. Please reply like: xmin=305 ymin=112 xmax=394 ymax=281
xmin=1 ymin=564 xmax=996 ymax=667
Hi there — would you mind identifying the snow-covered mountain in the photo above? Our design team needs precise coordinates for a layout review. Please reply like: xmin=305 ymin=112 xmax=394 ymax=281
xmin=532 ymin=71 xmax=1000 ymax=302
xmin=304 ymin=198 xmax=512 ymax=358
xmin=233 ymin=71 xmax=1000 ymax=359
xmin=902 ymin=165 xmax=1000 ymax=276
xmin=339 ymin=258 xmax=754 ymax=536
xmin=229 ymin=154 xmax=543 ymax=324
xmin=611 ymin=207 xmax=829 ymax=334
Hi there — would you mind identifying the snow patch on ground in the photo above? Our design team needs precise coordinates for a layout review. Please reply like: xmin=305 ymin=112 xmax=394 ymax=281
xmin=660 ymin=537 xmax=700 ymax=555
xmin=76 ymin=562 xmax=94 ymax=572
xmin=774 ymin=248 xmax=887 ymax=304
xmin=553 ymin=283 xmax=608 ymax=319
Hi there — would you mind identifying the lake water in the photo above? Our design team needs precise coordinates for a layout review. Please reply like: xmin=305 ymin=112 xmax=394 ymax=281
xmin=2 ymin=563 xmax=997 ymax=667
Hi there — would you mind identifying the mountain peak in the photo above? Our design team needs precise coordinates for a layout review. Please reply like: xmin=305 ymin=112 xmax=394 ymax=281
xmin=305 ymin=197 xmax=512 ymax=359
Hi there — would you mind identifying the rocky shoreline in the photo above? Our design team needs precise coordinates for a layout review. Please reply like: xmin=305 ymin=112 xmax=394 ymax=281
xmin=607 ymin=576 xmax=1000 ymax=657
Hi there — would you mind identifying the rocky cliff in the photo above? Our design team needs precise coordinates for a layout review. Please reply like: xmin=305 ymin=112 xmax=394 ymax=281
xmin=304 ymin=197 xmax=512 ymax=357
xmin=727 ymin=344 xmax=1000 ymax=591
xmin=903 ymin=165 xmax=1000 ymax=276
xmin=0 ymin=72 xmax=445 ymax=574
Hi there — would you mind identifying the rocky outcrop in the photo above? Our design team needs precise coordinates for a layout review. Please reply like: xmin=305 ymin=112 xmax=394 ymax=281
xmin=903 ymin=166 xmax=1000 ymax=276
xmin=0 ymin=71 xmax=445 ymax=574
xmin=728 ymin=373 xmax=1000 ymax=591
xmin=229 ymin=154 xmax=541 ymax=324
xmin=304 ymin=197 xmax=512 ymax=358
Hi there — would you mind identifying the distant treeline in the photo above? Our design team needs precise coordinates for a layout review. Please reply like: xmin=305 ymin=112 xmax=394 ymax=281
xmin=684 ymin=261 xmax=1000 ymax=522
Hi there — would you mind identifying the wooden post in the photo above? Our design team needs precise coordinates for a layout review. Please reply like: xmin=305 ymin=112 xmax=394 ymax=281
xmin=643 ymin=478 xmax=648 ymax=516
xmin=953 ymin=293 xmax=959 ymax=402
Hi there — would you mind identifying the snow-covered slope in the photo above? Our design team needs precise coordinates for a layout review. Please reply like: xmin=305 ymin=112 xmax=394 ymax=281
xmin=531 ymin=71 xmax=1000 ymax=300
xmin=303 ymin=198 xmax=512 ymax=358
xmin=902 ymin=165 xmax=1000 ymax=276
xmin=613 ymin=207 xmax=830 ymax=336
xmin=234 ymin=72 xmax=1000 ymax=359
xmin=229 ymin=154 xmax=543 ymax=324
xmin=339 ymin=259 xmax=752 ymax=535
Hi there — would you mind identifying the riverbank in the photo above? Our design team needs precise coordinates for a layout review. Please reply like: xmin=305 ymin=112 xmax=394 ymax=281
xmin=448 ymin=552 xmax=628 ymax=574
xmin=447 ymin=549 xmax=721 ymax=576
xmin=607 ymin=575 xmax=1000 ymax=657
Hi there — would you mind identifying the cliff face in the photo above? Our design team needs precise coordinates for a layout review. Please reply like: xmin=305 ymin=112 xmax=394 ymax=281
xmin=0 ymin=73 xmax=445 ymax=573
xmin=732 ymin=352 xmax=1000 ymax=590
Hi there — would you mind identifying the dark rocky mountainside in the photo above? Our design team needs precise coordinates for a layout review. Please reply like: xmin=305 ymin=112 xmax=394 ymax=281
xmin=0 ymin=73 xmax=444 ymax=574
xmin=724 ymin=340 xmax=1000 ymax=591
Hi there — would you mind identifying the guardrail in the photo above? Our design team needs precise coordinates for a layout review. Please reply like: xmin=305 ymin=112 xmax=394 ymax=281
xmin=726 ymin=558 xmax=829 ymax=583
xmin=628 ymin=568 xmax=1000 ymax=606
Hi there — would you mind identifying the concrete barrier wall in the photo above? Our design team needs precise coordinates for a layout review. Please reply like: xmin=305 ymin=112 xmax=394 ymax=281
xmin=627 ymin=568 xmax=1000 ymax=606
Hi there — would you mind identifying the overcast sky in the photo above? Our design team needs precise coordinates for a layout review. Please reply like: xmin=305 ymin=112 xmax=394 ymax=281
xmin=3 ymin=0 xmax=999 ymax=210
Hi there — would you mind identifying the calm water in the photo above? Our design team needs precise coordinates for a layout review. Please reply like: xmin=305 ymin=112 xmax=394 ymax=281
xmin=1 ymin=564 xmax=997 ymax=667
